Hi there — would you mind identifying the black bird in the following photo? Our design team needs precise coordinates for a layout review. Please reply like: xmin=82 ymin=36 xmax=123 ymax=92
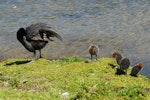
xmin=89 ymin=44 xmax=99 ymax=60
xmin=17 ymin=23 xmax=63 ymax=60
xmin=130 ymin=63 xmax=143 ymax=77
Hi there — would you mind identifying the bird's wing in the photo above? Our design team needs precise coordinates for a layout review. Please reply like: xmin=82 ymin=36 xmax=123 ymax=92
xmin=31 ymin=34 xmax=43 ymax=41
xmin=25 ymin=23 xmax=50 ymax=41
xmin=25 ymin=24 xmax=43 ymax=41
xmin=39 ymin=29 xmax=63 ymax=41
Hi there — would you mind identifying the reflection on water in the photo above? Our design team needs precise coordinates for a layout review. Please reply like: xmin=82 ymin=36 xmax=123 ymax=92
xmin=0 ymin=0 xmax=150 ymax=77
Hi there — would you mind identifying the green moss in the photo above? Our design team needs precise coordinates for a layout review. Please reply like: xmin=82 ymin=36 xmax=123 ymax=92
xmin=0 ymin=57 xmax=150 ymax=100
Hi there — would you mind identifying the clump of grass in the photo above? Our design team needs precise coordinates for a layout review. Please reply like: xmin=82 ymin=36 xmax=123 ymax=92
xmin=61 ymin=56 xmax=88 ymax=64
xmin=9 ymin=77 xmax=20 ymax=88
xmin=0 ymin=57 xmax=150 ymax=99
xmin=116 ymin=86 xmax=147 ymax=99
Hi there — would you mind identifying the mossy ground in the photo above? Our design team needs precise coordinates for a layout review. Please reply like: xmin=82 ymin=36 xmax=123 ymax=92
xmin=0 ymin=57 xmax=150 ymax=100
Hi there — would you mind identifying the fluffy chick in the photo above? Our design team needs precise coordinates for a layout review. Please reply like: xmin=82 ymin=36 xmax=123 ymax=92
xmin=112 ymin=52 xmax=123 ymax=65
xmin=130 ymin=63 xmax=143 ymax=77
xmin=120 ymin=58 xmax=130 ymax=75
xmin=89 ymin=44 xmax=99 ymax=60
xmin=112 ymin=52 xmax=130 ymax=75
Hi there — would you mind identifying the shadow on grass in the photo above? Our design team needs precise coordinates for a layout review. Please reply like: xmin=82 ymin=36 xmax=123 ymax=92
xmin=5 ymin=60 xmax=31 ymax=66
xmin=108 ymin=63 xmax=116 ymax=68
xmin=108 ymin=63 xmax=126 ymax=75
xmin=115 ymin=68 xmax=126 ymax=75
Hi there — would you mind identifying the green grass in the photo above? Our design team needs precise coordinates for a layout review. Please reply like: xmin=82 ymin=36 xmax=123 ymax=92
xmin=0 ymin=57 xmax=150 ymax=100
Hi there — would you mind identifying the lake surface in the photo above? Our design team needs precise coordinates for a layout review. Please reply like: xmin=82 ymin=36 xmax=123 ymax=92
xmin=0 ymin=0 xmax=150 ymax=77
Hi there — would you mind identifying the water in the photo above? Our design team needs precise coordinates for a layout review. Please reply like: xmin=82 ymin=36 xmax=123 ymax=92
xmin=0 ymin=0 xmax=150 ymax=77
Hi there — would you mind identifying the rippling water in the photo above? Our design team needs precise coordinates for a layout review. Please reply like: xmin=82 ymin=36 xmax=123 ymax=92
xmin=0 ymin=0 xmax=150 ymax=77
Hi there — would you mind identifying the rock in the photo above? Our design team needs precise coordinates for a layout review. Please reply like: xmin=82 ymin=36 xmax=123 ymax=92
xmin=61 ymin=92 xmax=69 ymax=98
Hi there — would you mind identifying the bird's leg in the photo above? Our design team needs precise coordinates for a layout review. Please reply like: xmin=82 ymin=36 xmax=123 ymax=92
xmin=34 ymin=50 xmax=39 ymax=60
xmin=39 ymin=49 xmax=42 ymax=58
xmin=125 ymin=70 xmax=128 ymax=76
xmin=90 ymin=55 xmax=93 ymax=60
xmin=32 ymin=51 xmax=38 ymax=61
xmin=34 ymin=51 xmax=36 ymax=58
xmin=95 ymin=54 xmax=98 ymax=60
xmin=26 ymin=51 xmax=36 ymax=63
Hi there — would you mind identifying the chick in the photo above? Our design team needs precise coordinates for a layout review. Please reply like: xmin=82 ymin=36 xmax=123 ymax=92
xmin=112 ymin=52 xmax=130 ymax=75
xmin=130 ymin=63 xmax=143 ymax=77
xmin=89 ymin=44 xmax=99 ymax=60
xmin=120 ymin=58 xmax=130 ymax=75
xmin=112 ymin=52 xmax=123 ymax=65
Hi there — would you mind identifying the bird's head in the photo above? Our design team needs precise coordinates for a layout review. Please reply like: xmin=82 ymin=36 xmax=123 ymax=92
xmin=137 ymin=63 xmax=143 ymax=69
xmin=112 ymin=52 xmax=119 ymax=58
xmin=17 ymin=28 xmax=26 ymax=40
xmin=17 ymin=28 xmax=26 ymax=35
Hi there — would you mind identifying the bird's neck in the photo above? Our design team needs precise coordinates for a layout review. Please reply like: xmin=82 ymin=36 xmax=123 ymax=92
xmin=17 ymin=32 xmax=35 ymax=52
xmin=20 ymin=38 xmax=35 ymax=52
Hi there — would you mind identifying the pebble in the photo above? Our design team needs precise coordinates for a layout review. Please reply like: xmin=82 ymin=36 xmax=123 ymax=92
xmin=61 ymin=92 xmax=69 ymax=98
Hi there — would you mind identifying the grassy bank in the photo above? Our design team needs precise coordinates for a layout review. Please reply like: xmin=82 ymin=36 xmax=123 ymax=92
xmin=0 ymin=57 xmax=150 ymax=100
